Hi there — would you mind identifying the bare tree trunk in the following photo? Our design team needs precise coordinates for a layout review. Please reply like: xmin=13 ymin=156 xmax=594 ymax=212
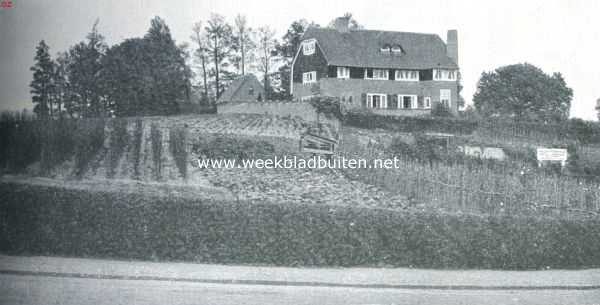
xmin=241 ymin=36 xmax=245 ymax=75
xmin=214 ymin=36 xmax=220 ymax=100
xmin=201 ymin=56 xmax=208 ymax=101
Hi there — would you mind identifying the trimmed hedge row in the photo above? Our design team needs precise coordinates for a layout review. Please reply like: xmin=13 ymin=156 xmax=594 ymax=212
xmin=1 ymin=182 xmax=599 ymax=269
xmin=343 ymin=110 xmax=479 ymax=135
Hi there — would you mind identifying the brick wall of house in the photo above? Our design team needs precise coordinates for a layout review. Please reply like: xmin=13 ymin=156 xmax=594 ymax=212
xmin=293 ymin=78 xmax=458 ymax=114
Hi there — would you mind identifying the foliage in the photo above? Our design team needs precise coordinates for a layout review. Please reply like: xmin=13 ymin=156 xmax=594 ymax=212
xmin=309 ymin=96 xmax=342 ymax=120
xmin=473 ymin=63 xmax=573 ymax=122
xmin=0 ymin=111 xmax=41 ymax=172
xmin=343 ymin=109 xmax=478 ymax=134
xmin=275 ymin=19 xmax=315 ymax=98
xmin=150 ymin=124 xmax=162 ymax=180
xmin=107 ymin=119 xmax=129 ymax=178
xmin=73 ymin=119 xmax=105 ymax=177
xmin=431 ymin=102 xmax=453 ymax=117
xmin=192 ymin=135 xmax=275 ymax=161
xmin=256 ymin=26 xmax=278 ymax=98
xmin=169 ymin=127 xmax=188 ymax=179
xmin=230 ymin=14 xmax=256 ymax=76
xmin=30 ymin=40 xmax=55 ymax=119
xmin=205 ymin=14 xmax=233 ymax=99
xmin=66 ymin=21 xmax=109 ymax=117
xmin=2 ymin=182 xmax=600 ymax=269
xmin=326 ymin=13 xmax=363 ymax=30
xmin=102 ymin=17 xmax=191 ymax=116
xmin=596 ymin=98 xmax=600 ymax=121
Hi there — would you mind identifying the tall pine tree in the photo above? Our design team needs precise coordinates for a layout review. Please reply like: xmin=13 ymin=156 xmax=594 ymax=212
xmin=30 ymin=40 xmax=55 ymax=119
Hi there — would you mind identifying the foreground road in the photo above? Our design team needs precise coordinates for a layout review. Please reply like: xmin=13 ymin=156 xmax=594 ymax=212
xmin=1 ymin=255 xmax=599 ymax=305
xmin=2 ymin=273 xmax=599 ymax=305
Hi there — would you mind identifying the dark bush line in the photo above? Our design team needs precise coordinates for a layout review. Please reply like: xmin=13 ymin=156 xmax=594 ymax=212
xmin=1 ymin=182 xmax=599 ymax=270
xmin=343 ymin=110 xmax=479 ymax=135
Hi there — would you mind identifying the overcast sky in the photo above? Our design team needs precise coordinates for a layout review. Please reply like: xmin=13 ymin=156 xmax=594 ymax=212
xmin=1 ymin=0 xmax=599 ymax=120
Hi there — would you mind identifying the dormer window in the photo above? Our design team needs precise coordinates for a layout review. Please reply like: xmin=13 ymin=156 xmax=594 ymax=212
xmin=302 ymin=39 xmax=316 ymax=56
xmin=391 ymin=45 xmax=403 ymax=54
xmin=380 ymin=44 xmax=391 ymax=53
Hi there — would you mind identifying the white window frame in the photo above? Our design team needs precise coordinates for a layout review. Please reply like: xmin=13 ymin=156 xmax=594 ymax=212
xmin=302 ymin=39 xmax=316 ymax=56
xmin=366 ymin=93 xmax=387 ymax=109
xmin=433 ymin=69 xmax=457 ymax=81
xmin=424 ymin=96 xmax=432 ymax=109
xmin=364 ymin=69 xmax=388 ymax=80
xmin=398 ymin=94 xmax=418 ymax=109
xmin=302 ymin=71 xmax=317 ymax=84
xmin=395 ymin=70 xmax=419 ymax=81
xmin=440 ymin=89 xmax=452 ymax=107
xmin=337 ymin=67 xmax=350 ymax=79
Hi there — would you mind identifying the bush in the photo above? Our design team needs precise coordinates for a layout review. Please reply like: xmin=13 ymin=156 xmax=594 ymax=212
xmin=1 ymin=182 xmax=599 ymax=269
xmin=169 ymin=127 xmax=187 ymax=179
xmin=344 ymin=109 xmax=478 ymax=135
xmin=150 ymin=124 xmax=162 ymax=180
xmin=107 ymin=119 xmax=129 ymax=178
xmin=73 ymin=119 xmax=106 ymax=177
xmin=192 ymin=135 xmax=275 ymax=161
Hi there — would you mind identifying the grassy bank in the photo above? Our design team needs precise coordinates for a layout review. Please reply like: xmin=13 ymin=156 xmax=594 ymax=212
xmin=1 ymin=182 xmax=599 ymax=270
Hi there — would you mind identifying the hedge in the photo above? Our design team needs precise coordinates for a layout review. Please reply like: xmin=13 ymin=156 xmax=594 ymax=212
xmin=1 ymin=182 xmax=599 ymax=270
xmin=343 ymin=110 xmax=479 ymax=135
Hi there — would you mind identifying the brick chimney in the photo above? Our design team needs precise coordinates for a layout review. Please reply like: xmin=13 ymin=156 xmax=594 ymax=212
xmin=446 ymin=29 xmax=458 ymax=65
xmin=334 ymin=16 xmax=350 ymax=33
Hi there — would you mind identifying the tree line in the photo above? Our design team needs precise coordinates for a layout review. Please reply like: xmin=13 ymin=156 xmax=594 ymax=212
xmin=30 ymin=14 xmax=342 ymax=119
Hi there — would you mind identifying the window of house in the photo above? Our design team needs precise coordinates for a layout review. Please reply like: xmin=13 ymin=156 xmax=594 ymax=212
xmin=398 ymin=95 xmax=417 ymax=109
xmin=424 ymin=97 xmax=432 ymax=109
xmin=440 ymin=89 xmax=451 ymax=107
xmin=367 ymin=93 xmax=387 ymax=109
xmin=337 ymin=67 xmax=350 ymax=79
xmin=365 ymin=69 xmax=388 ymax=80
xmin=302 ymin=71 xmax=317 ymax=84
xmin=391 ymin=45 xmax=403 ymax=53
xmin=302 ymin=39 xmax=316 ymax=56
xmin=395 ymin=70 xmax=419 ymax=81
xmin=380 ymin=44 xmax=391 ymax=53
xmin=433 ymin=69 xmax=457 ymax=81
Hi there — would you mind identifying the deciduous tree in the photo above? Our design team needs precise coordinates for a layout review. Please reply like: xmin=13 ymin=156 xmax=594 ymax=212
xmin=231 ymin=14 xmax=255 ymax=76
xmin=205 ymin=14 xmax=233 ymax=99
xmin=473 ymin=63 xmax=572 ymax=122
xmin=256 ymin=26 xmax=277 ymax=99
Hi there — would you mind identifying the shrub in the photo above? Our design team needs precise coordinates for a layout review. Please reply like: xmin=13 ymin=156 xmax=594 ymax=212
xmin=73 ymin=119 xmax=106 ymax=177
xmin=192 ymin=135 xmax=275 ymax=161
xmin=1 ymin=182 xmax=599 ymax=270
xmin=107 ymin=119 xmax=129 ymax=178
xmin=132 ymin=119 xmax=143 ymax=179
xmin=343 ymin=109 xmax=478 ymax=135
xmin=150 ymin=124 xmax=162 ymax=180
xmin=169 ymin=126 xmax=187 ymax=179
xmin=309 ymin=96 xmax=343 ymax=120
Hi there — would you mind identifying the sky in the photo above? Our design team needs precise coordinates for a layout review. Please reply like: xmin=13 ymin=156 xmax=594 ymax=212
xmin=0 ymin=0 xmax=599 ymax=120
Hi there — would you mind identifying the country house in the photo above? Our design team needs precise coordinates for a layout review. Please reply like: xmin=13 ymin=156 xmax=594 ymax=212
xmin=291 ymin=17 xmax=460 ymax=116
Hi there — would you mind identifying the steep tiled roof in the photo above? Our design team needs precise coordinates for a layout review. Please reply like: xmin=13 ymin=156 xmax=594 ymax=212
xmin=218 ymin=74 xmax=264 ymax=103
xmin=302 ymin=27 xmax=458 ymax=69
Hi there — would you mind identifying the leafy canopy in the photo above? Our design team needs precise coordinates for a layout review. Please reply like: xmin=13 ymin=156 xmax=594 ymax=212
xmin=473 ymin=63 xmax=572 ymax=122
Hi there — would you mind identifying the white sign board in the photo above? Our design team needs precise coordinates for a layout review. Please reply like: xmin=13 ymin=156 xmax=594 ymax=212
xmin=536 ymin=148 xmax=567 ymax=166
